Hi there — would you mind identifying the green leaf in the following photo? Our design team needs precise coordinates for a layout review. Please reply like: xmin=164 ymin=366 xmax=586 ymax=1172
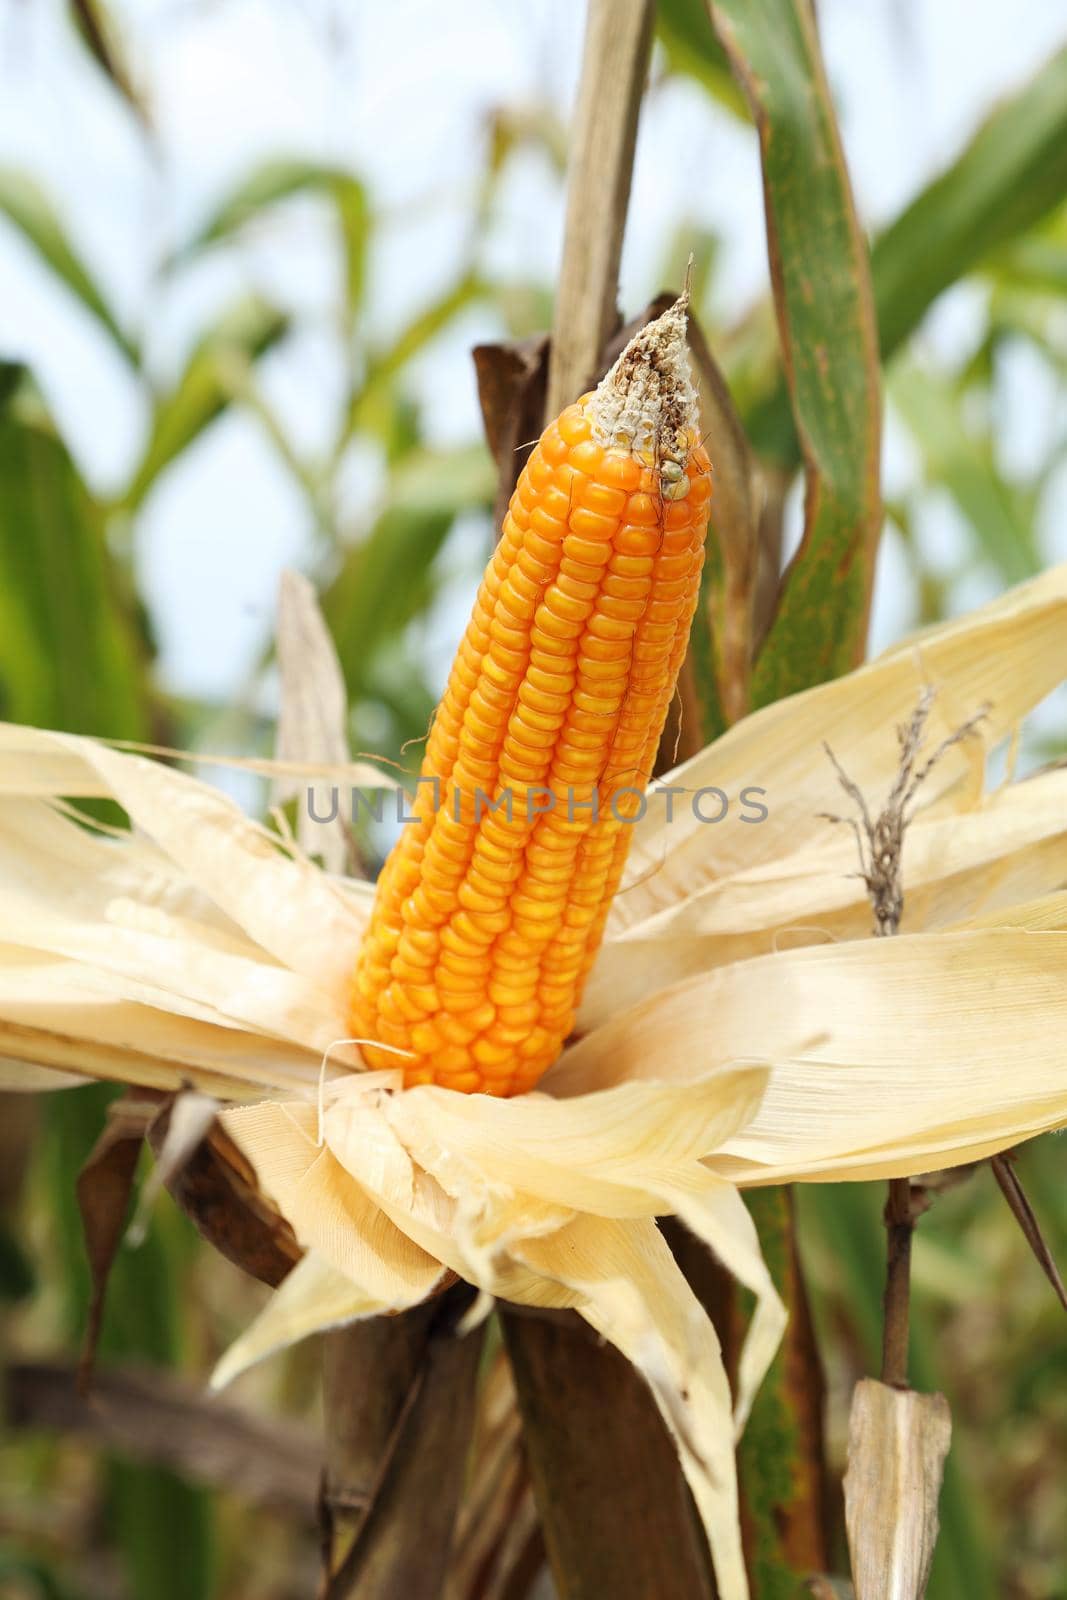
xmin=323 ymin=444 xmax=494 ymax=721
xmin=0 ymin=166 xmax=138 ymax=363
xmin=0 ymin=1220 xmax=35 ymax=1301
xmin=0 ymin=366 xmax=151 ymax=738
xmin=171 ymin=158 xmax=369 ymax=319
xmin=873 ymin=44 xmax=1067 ymax=361
xmin=655 ymin=0 xmax=748 ymax=120
xmin=890 ymin=362 xmax=1040 ymax=586
xmin=741 ymin=45 xmax=1067 ymax=468
xmin=708 ymin=0 xmax=882 ymax=706
xmin=738 ymin=1187 xmax=830 ymax=1597
xmin=124 ymin=297 xmax=289 ymax=508
xmin=990 ymin=233 xmax=1067 ymax=297
xmin=41 ymin=1088 xmax=216 ymax=1600
xmin=346 ymin=272 xmax=488 ymax=445
xmin=66 ymin=0 xmax=150 ymax=126
xmin=0 ymin=1552 xmax=87 ymax=1600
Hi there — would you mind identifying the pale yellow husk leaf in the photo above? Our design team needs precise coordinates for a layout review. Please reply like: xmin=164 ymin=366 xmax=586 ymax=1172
xmin=552 ymin=929 xmax=1067 ymax=1181
xmin=218 ymin=1085 xmax=762 ymax=1600
xmin=610 ymin=560 xmax=1067 ymax=934
xmin=584 ymin=767 xmax=1067 ymax=1026
xmin=0 ymin=727 xmax=377 ymax=1095
xmin=1 ymin=568 xmax=1066 ymax=1600
xmin=0 ymin=725 xmax=372 ymax=992
xmin=209 ymin=1249 xmax=403 ymax=1391
xmin=952 ymin=889 xmax=1067 ymax=932
xmin=0 ymin=721 xmax=397 ymax=796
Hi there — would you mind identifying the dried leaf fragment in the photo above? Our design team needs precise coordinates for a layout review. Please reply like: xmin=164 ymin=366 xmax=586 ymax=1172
xmin=75 ymin=1093 xmax=156 ymax=1390
xmin=991 ymin=1150 xmax=1067 ymax=1312
xmin=843 ymin=1378 xmax=951 ymax=1600
xmin=823 ymin=688 xmax=987 ymax=936
xmin=274 ymin=568 xmax=359 ymax=877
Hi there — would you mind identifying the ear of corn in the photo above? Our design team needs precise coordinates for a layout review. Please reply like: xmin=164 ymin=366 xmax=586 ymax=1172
xmin=349 ymin=298 xmax=712 ymax=1094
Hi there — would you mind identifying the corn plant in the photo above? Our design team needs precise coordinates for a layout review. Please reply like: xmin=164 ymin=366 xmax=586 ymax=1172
xmin=2 ymin=3 xmax=1067 ymax=1599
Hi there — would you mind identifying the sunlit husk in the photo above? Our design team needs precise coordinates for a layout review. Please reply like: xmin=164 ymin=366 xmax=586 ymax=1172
xmin=610 ymin=560 xmax=1067 ymax=933
xmin=210 ymin=1250 xmax=413 ymax=1391
xmin=585 ymin=767 xmax=1067 ymax=1025
xmin=2 ymin=570 xmax=1067 ymax=1600
xmin=554 ymin=929 xmax=1067 ymax=1181
xmin=218 ymin=1073 xmax=777 ymax=1600
xmin=0 ymin=724 xmax=374 ymax=992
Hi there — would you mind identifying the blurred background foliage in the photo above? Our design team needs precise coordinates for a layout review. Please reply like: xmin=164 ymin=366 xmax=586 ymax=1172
xmin=1 ymin=1 xmax=1065 ymax=1597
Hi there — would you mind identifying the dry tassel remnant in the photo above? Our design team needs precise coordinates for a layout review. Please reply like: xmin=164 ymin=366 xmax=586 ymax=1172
xmin=349 ymin=297 xmax=712 ymax=1094
xmin=821 ymin=687 xmax=988 ymax=938
xmin=822 ymin=689 xmax=987 ymax=1387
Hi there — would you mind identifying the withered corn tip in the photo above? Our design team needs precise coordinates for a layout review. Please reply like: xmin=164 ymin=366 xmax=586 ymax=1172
xmin=349 ymin=299 xmax=711 ymax=1096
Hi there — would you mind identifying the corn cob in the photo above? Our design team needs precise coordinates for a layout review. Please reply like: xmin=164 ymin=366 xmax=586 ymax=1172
xmin=350 ymin=297 xmax=711 ymax=1095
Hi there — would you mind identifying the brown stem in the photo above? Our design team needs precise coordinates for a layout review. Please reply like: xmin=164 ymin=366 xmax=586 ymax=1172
xmin=7 ymin=1359 xmax=321 ymax=1519
xmin=501 ymin=1309 xmax=715 ymax=1600
xmin=321 ymin=1286 xmax=484 ymax=1600
xmin=881 ymin=1177 xmax=914 ymax=1388
xmin=545 ymin=0 xmax=655 ymax=416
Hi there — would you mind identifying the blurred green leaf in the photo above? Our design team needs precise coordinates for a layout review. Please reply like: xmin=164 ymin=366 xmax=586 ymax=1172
xmin=171 ymin=158 xmax=369 ymax=319
xmin=874 ymin=44 xmax=1067 ymax=360
xmin=743 ymin=44 xmax=1067 ymax=467
xmin=124 ymin=297 xmax=289 ymax=508
xmin=0 ymin=366 xmax=150 ymax=737
xmin=347 ymin=272 xmax=488 ymax=445
xmin=0 ymin=1220 xmax=36 ymax=1301
xmin=655 ymin=0 xmax=748 ymax=119
xmin=658 ymin=223 xmax=720 ymax=314
xmin=0 ymin=167 xmax=138 ymax=363
xmin=708 ymin=0 xmax=882 ymax=706
xmin=891 ymin=362 xmax=1040 ymax=585
xmin=66 ymin=0 xmax=150 ymax=126
xmin=41 ymin=1089 xmax=216 ymax=1600
xmin=739 ymin=1188 xmax=830 ymax=1597
xmin=0 ymin=1552 xmax=87 ymax=1600
xmin=989 ymin=229 xmax=1067 ymax=297
xmin=323 ymin=443 xmax=494 ymax=728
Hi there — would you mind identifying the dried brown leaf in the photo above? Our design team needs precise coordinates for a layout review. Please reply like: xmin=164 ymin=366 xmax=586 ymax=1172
xmin=322 ymin=1286 xmax=484 ymax=1600
xmin=75 ymin=1093 xmax=157 ymax=1390
xmin=991 ymin=1151 xmax=1067 ymax=1312
xmin=129 ymin=1089 xmax=218 ymax=1245
xmin=685 ymin=313 xmax=760 ymax=724
xmin=445 ymin=1345 xmax=544 ymax=1600
xmin=472 ymin=336 xmax=549 ymax=532
xmin=154 ymin=1115 xmax=301 ymax=1287
xmin=843 ymin=1379 xmax=951 ymax=1600
xmin=502 ymin=1308 xmax=715 ymax=1600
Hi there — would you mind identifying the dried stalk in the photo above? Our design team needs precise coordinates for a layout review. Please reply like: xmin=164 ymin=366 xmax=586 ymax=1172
xmin=824 ymin=693 xmax=991 ymax=1597
xmin=502 ymin=1312 xmax=715 ymax=1600
xmin=321 ymin=1288 xmax=484 ymax=1600
xmin=545 ymin=0 xmax=655 ymax=417
xmin=990 ymin=1152 xmax=1067 ymax=1312
xmin=824 ymin=689 xmax=986 ymax=1385
xmin=475 ymin=20 xmax=721 ymax=1569
xmin=7 ymin=1359 xmax=322 ymax=1519
xmin=881 ymin=1179 xmax=916 ymax=1389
